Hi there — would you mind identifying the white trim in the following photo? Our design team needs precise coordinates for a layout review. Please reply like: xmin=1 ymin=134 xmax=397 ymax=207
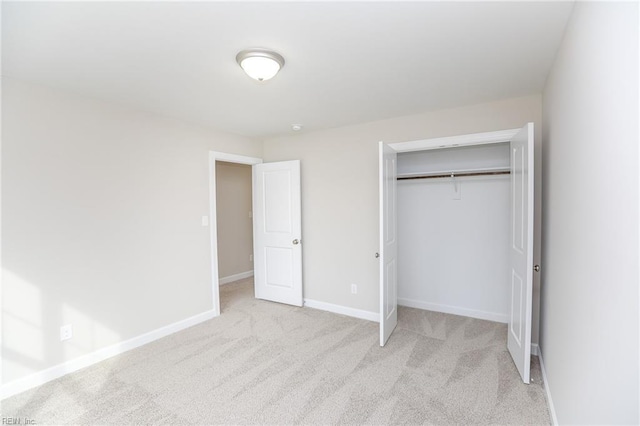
xmin=538 ymin=348 xmax=559 ymax=426
xmin=219 ymin=270 xmax=254 ymax=285
xmin=531 ymin=343 xmax=539 ymax=356
xmin=637 ymin=7 xmax=640 ymax=424
xmin=0 ymin=29 xmax=4 ymax=391
xmin=208 ymin=151 xmax=262 ymax=317
xmin=0 ymin=52 xmax=4 ymax=395
xmin=397 ymin=298 xmax=508 ymax=323
xmin=389 ymin=128 xmax=520 ymax=153
xmin=304 ymin=299 xmax=379 ymax=323
xmin=0 ymin=309 xmax=215 ymax=400
xmin=211 ymin=151 xmax=262 ymax=165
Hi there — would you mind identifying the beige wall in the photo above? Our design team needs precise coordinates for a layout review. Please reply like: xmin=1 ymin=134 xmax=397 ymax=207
xmin=215 ymin=162 xmax=253 ymax=279
xmin=1 ymin=78 xmax=262 ymax=384
xmin=541 ymin=2 xmax=639 ymax=424
xmin=263 ymin=94 xmax=543 ymax=343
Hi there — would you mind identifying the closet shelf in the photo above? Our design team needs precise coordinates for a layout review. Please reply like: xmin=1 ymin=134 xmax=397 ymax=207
xmin=397 ymin=167 xmax=510 ymax=181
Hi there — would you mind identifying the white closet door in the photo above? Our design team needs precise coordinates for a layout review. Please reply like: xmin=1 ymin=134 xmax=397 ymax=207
xmin=379 ymin=142 xmax=398 ymax=346
xmin=507 ymin=123 xmax=534 ymax=383
xmin=253 ymin=160 xmax=303 ymax=307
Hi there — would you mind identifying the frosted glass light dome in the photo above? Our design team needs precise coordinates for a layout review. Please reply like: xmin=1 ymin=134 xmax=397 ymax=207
xmin=236 ymin=49 xmax=285 ymax=82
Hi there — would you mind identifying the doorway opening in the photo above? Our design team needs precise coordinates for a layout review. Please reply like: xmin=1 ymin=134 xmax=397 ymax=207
xmin=208 ymin=152 xmax=262 ymax=316
xmin=215 ymin=161 xmax=254 ymax=312
xmin=209 ymin=152 xmax=304 ymax=316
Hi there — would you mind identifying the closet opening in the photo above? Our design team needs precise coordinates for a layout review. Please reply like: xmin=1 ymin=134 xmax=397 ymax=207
xmin=397 ymin=143 xmax=511 ymax=323
xmin=379 ymin=124 xmax=535 ymax=383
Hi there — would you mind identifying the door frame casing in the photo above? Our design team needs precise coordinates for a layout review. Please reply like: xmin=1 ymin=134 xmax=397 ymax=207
xmin=208 ymin=151 xmax=262 ymax=316
xmin=389 ymin=128 xmax=520 ymax=153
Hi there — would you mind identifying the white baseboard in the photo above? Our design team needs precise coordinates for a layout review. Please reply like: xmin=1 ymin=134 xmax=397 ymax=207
xmin=219 ymin=270 xmax=254 ymax=285
xmin=397 ymin=298 xmax=508 ymax=323
xmin=304 ymin=299 xmax=379 ymax=323
xmin=0 ymin=309 xmax=216 ymax=400
xmin=531 ymin=343 xmax=539 ymax=356
xmin=538 ymin=348 xmax=558 ymax=426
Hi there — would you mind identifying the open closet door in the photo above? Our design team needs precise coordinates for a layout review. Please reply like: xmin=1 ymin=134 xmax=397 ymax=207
xmin=253 ymin=160 xmax=303 ymax=307
xmin=508 ymin=123 xmax=534 ymax=383
xmin=379 ymin=142 xmax=398 ymax=346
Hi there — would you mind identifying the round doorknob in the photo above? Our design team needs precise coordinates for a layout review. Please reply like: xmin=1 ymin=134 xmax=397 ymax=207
xmin=292 ymin=239 xmax=299 ymax=245
xmin=534 ymin=265 xmax=540 ymax=272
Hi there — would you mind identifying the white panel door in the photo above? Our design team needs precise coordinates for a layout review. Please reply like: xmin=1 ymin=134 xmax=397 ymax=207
xmin=253 ymin=160 xmax=303 ymax=307
xmin=508 ymin=123 xmax=535 ymax=383
xmin=379 ymin=142 xmax=398 ymax=346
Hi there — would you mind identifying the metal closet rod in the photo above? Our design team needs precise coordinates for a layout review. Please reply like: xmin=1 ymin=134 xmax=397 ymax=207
xmin=397 ymin=169 xmax=511 ymax=181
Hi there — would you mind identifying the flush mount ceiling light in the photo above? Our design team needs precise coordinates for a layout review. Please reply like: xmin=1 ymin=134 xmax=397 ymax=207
xmin=236 ymin=48 xmax=285 ymax=82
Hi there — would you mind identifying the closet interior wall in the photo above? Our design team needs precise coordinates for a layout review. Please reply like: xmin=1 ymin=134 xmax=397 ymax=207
xmin=397 ymin=143 xmax=511 ymax=322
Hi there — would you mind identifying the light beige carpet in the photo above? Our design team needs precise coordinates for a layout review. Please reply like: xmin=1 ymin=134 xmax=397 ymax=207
xmin=2 ymin=278 xmax=550 ymax=425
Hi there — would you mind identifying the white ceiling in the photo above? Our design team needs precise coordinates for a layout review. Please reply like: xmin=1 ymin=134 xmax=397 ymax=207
xmin=2 ymin=1 xmax=574 ymax=138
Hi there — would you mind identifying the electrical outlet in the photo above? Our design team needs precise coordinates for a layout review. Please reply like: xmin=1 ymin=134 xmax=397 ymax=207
xmin=351 ymin=284 xmax=357 ymax=294
xmin=249 ymin=254 xmax=253 ymax=262
xmin=60 ymin=324 xmax=73 ymax=342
